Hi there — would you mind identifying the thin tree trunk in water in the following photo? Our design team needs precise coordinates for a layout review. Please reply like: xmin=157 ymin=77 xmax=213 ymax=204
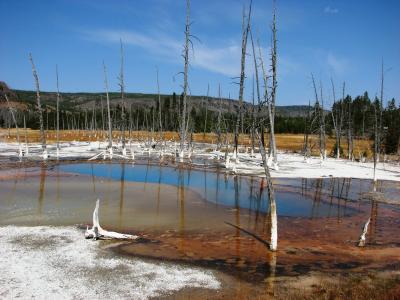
xmin=179 ymin=0 xmax=190 ymax=157
xmin=103 ymin=62 xmax=113 ymax=152
xmin=256 ymin=129 xmax=277 ymax=251
xmin=29 ymin=53 xmax=46 ymax=154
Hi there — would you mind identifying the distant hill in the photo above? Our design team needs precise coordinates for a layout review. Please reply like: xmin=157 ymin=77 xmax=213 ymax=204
xmin=6 ymin=88 xmax=311 ymax=118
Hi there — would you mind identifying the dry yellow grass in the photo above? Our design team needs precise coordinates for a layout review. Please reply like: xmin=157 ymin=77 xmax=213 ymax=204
xmin=0 ymin=129 xmax=373 ymax=158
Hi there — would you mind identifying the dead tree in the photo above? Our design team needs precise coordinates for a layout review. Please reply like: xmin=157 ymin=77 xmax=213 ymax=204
xmin=179 ymin=0 xmax=191 ymax=158
xmin=4 ymin=94 xmax=22 ymax=157
xmin=373 ymin=100 xmax=378 ymax=184
xmin=347 ymin=92 xmax=353 ymax=160
xmin=269 ymin=2 xmax=278 ymax=165
xmin=203 ymin=84 xmax=209 ymax=139
xmin=23 ymin=114 xmax=29 ymax=154
xmin=103 ymin=62 xmax=113 ymax=153
xmin=311 ymin=74 xmax=326 ymax=160
xmin=216 ymin=84 xmax=222 ymax=150
xmin=320 ymin=82 xmax=327 ymax=159
xmin=303 ymin=100 xmax=311 ymax=159
xmin=56 ymin=65 xmax=61 ymax=157
xmin=330 ymin=78 xmax=342 ymax=159
xmin=256 ymin=129 xmax=277 ymax=251
xmin=233 ymin=1 xmax=252 ymax=158
xmin=250 ymin=76 xmax=256 ymax=155
xmin=118 ymin=39 xmax=126 ymax=154
xmin=155 ymin=67 xmax=163 ymax=143
xmin=249 ymin=28 xmax=261 ymax=156
xmin=29 ymin=53 xmax=47 ymax=157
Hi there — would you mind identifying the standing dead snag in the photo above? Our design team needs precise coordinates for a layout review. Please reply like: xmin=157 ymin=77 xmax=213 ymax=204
xmin=56 ymin=65 xmax=61 ymax=158
xmin=311 ymin=74 xmax=326 ymax=160
xmin=85 ymin=199 xmax=139 ymax=240
xmin=119 ymin=39 xmax=127 ymax=156
xmin=203 ymin=84 xmax=209 ymax=140
xmin=156 ymin=67 xmax=163 ymax=144
xmin=233 ymin=1 xmax=252 ymax=159
xmin=330 ymin=78 xmax=343 ymax=159
xmin=256 ymin=130 xmax=277 ymax=251
xmin=103 ymin=61 xmax=113 ymax=156
xmin=179 ymin=0 xmax=191 ymax=158
xmin=216 ymin=84 xmax=222 ymax=150
xmin=269 ymin=1 xmax=278 ymax=166
xmin=3 ymin=94 xmax=22 ymax=158
xmin=29 ymin=53 xmax=47 ymax=159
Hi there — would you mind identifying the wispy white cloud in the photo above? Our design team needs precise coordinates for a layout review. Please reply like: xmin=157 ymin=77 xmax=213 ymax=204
xmin=327 ymin=52 xmax=348 ymax=74
xmin=324 ymin=6 xmax=339 ymax=14
xmin=80 ymin=28 xmax=243 ymax=77
xmin=80 ymin=28 xmax=298 ymax=80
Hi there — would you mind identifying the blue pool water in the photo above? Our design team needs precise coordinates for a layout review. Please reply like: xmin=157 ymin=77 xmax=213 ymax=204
xmin=59 ymin=163 xmax=356 ymax=218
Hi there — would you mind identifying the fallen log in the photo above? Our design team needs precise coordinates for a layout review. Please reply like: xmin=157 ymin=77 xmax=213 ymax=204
xmin=85 ymin=199 xmax=139 ymax=240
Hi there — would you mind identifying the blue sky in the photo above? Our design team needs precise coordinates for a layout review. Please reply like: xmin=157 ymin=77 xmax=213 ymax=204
xmin=0 ymin=0 xmax=399 ymax=106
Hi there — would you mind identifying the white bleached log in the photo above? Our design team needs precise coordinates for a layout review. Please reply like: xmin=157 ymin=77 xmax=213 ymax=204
xmin=85 ymin=199 xmax=139 ymax=240
xmin=358 ymin=218 xmax=370 ymax=247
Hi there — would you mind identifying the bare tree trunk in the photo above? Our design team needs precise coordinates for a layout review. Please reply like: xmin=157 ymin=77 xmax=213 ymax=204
xmin=373 ymin=102 xmax=378 ymax=186
xmin=103 ymin=62 xmax=113 ymax=154
xmin=347 ymin=95 xmax=353 ymax=160
xmin=29 ymin=53 xmax=47 ymax=157
xmin=269 ymin=3 xmax=278 ymax=165
xmin=56 ymin=65 xmax=61 ymax=156
xmin=216 ymin=84 xmax=222 ymax=150
xmin=377 ymin=59 xmax=384 ymax=162
xmin=234 ymin=2 xmax=252 ymax=158
xmin=251 ymin=76 xmax=256 ymax=155
xmin=156 ymin=67 xmax=163 ymax=142
xmin=320 ymin=83 xmax=326 ymax=160
xmin=311 ymin=74 xmax=325 ymax=160
xmin=4 ymin=94 xmax=22 ymax=157
xmin=256 ymin=130 xmax=277 ymax=251
xmin=23 ymin=114 xmax=29 ymax=155
xmin=330 ymin=78 xmax=340 ymax=159
xmin=179 ymin=0 xmax=191 ymax=157
xmin=203 ymin=84 xmax=209 ymax=140
xmin=303 ymin=100 xmax=311 ymax=159
xmin=119 ymin=39 xmax=126 ymax=154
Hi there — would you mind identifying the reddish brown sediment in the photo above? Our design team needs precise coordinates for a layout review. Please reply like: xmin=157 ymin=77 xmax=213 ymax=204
xmin=115 ymin=202 xmax=400 ymax=282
